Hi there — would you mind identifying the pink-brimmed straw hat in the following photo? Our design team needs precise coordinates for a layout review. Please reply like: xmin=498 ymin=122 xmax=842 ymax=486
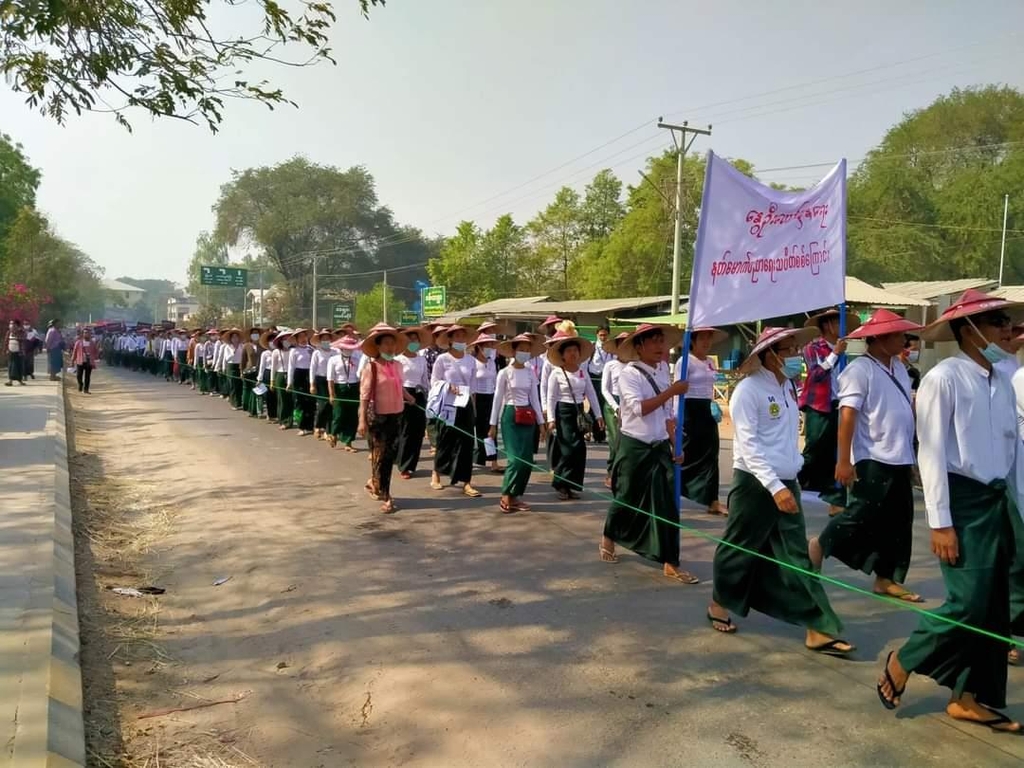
xmin=538 ymin=315 xmax=563 ymax=330
xmin=920 ymin=289 xmax=1024 ymax=342
xmin=497 ymin=333 xmax=546 ymax=359
xmin=688 ymin=326 xmax=728 ymax=346
xmin=739 ymin=326 xmax=818 ymax=374
xmin=545 ymin=330 xmax=594 ymax=366
xmin=844 ymin=309 xmax=924 ymax=341
xmin=331 ymin=334 xmax=361 ymax=352
xmin=616 ymin=323 xmax=684 ymax=363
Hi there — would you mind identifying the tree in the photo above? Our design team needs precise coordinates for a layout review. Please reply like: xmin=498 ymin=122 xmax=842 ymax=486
xmin=527 ymin=187 xmax=584 ymax=298
xmin=481 ymin=215 xmax=530 ymax=298
xmin=214 ymin=157 xmax=429 ymax=320
xmin=581 ymin=170 xmax=625 ymax=240
xmin=117 ymin=277 xmax=181 ymax=322
xmin=355 ymin=281 xmax=405 ymax=330
xmin=0 ymin=133 xmax=41 ymax=266
xmin=1 ymin=0 xmax=384 ymax=132
xmin=426 ymin=221 xmax=487 ymax=311
xmin=847 ymin=86 xmax=1024 ymax=283
xmin=1 ymin=207 xmax=104 ymax=322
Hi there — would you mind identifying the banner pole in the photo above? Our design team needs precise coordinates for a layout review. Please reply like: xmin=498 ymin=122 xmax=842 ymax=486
xmin=673 ymin=328 xmax=692 ymax=512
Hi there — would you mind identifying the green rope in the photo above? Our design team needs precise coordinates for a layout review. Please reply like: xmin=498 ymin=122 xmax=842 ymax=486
xmin=109 ymin=354 xmax=1024 ymax=648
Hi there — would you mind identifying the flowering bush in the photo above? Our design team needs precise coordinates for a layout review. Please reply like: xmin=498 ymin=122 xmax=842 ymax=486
xmin=0 ymin=283 xmax=51 ymax=327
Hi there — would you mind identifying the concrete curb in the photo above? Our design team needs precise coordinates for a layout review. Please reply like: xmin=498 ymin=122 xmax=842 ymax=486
xmin=43 ymin=379 xmax=86 ymax=767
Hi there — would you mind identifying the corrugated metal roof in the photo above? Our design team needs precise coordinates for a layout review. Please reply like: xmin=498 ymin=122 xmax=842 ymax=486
xmin=882 ymin=278 xmax=996 ymax=300
xmin=989 ymin=285 xmax=1024 ymax=302
xmin=845 ymin=277 xmax=931 ymax=307
xmin=436 ymin=295 xmax=681 ymax=322
xmin=102 ymin=279 xmax=147 ymax=293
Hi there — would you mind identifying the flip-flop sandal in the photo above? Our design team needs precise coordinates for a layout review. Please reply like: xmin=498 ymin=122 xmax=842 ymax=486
xmin=490 ymin=467 xmax=504 ymax=474
xmin=955 ymin=705 xmax=1022 ymax=733
xmin=666 ymin=570 xmax=700 ymax=585
xmin=599 ymin=547 xmax=619 ymax=563
xmin=556 ymin=490 xmax=571 ymax=501
xmin=463 ymin=486 xmax=482 ymax=498
xmin=567 ymin=491 xmax=582 ymax=500
xmin=707 ymin=612 xmax=737 ymax=634
xmin=874 ymin=588 xmax=924 ymax=603
xmin=499 ymin=500 xmax=515 ymax=514
xmin=807 ymin=639 xmax=855 ymax=657
xmin=707 ymin=506 xmax=729 ymax=517
xmin=876 ymin=651 xmax=905 ymax=711
xmin=430 ymin=481 xmax=444 ymax=491
xmin=511 ymin=501 xmax=531 ymax=512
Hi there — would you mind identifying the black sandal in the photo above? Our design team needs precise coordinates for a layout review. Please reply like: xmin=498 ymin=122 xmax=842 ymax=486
xmin=807 ymin=639 xmax=855 ymax=658
xmin=956 ymin=705 xmax=1021 ymax=733
xmin=707 ymin=612 xmax=736 ymax=634
xmin=877 ymin=651 xmax=905 ymax=711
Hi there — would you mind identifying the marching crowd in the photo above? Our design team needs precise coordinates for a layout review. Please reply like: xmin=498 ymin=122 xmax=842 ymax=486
xmin=53 ymin=286 xmax=1024 ymax=733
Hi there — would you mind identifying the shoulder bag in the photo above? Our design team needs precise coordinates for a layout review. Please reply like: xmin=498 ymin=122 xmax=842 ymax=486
xmin=562 ymin=367 xmax=595 ymax=434
xmin=511 ymin=368 xmax=537 ymax=425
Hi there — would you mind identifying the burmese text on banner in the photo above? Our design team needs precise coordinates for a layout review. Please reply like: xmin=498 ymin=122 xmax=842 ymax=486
xmin=687 ymin=151 xmax=846 ymax=328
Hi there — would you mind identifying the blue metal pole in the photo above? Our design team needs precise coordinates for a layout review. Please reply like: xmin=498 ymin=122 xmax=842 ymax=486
xmin=673 ymin=328 xmax=692 ymax=512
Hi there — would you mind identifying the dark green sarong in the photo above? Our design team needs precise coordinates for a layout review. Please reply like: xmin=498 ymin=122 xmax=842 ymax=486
xmin=227 ymin=363 xmax=243 ymax=408
xmin=602 ymin=400 xmax=619 ymax=473
xmin=551 ymin=402 xmax=586 ymax=493
xmin=274 ymin=372 xmax=293 ymax=428
xmin=1009 ymin=498 xmax=1024 ymax=637
xmin=798 ymin=406 xmax=845 ymax=506
xmin=604 ymin=434 xmax=679 ymax=567
xmin=713 ymin=469 xmax=843 ymax=636
xmin=817 ymin=460 xmax=914 ymax=583
xmin=898 ymin=474 xmax=1014 ymax=709
xmin=680 ymin=398 xmax=720 ymax=507
xmin=331 ymin=383 xmax=359 ymax=445
xmin=500 ymin=405 xmax=537 ymax=497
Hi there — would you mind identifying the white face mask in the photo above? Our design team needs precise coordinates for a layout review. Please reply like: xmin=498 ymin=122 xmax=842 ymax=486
xmin=484 ymin=348 xmax=496 ymax=360
xmin=282 ymin=340 xmax=292 ymax=349
xmin=906 ymin=350 xmax=920 ymax=364
xmin=514 ymin=351 xmax=532 ymax=364
xmin=250 ymin=333 xmax=259 ymax=341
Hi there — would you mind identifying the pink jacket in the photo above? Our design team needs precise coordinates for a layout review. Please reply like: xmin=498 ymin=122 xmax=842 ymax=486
xmin=72 ymin=340 xmax=98 ymax=366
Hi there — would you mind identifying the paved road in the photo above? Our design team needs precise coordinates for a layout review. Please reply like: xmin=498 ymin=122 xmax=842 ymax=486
xmin=70 ymin=366 xmax=1024 ymax=767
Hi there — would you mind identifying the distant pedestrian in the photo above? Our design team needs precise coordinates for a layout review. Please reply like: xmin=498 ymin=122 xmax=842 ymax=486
xmin=23 ymin=324 xmax=42 ymax=379
xmin=396 ymin=327 xmax=430 ymax=476
xmin=469 ymin=334 xmax=501 ymax=473
xmin=45 ymin=320 xmax=65 ymax=380
xmin=72 ymin=328 xmax=98 ymax=393
xmin=587 ymin=326 xmax=612 ymax=443
xmin=327 ymin=335 xmax=362 ymax=450
xmin=5 ymin=319 xmax=26 ymax=386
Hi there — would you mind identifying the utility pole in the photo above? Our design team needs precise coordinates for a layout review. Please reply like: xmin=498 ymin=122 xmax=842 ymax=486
xmin=382 ymin=269 xmax=388 ymax=324
xmin=657 ymin=118 xmax=712 ymax=317
xmin=999 ymin=193 xmax=1010 ymax=287
xmin=311 ymin=256 xmax=319 ymax=328
xmin=258 ymin=268 xmax=264 ymax=327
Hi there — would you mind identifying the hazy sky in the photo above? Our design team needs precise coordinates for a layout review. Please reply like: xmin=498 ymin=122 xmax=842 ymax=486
xmin=1 ymin=0 xmax=1022 ymax=284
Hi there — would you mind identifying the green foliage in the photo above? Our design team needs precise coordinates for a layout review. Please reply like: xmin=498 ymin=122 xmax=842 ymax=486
xmin=527 ymin=187 xmax=584 ymax=297
xmin=355 ymin=281 xmax=405 ymax=330
xmin=185 ymin=231 xmax=280 ymax=313
xmin=117 ymin=277 xmax=181 ymax=322
xmin=0 ymin=133 xmax=41 ymax=266
xmin=847 ymin=86 xmax=1024 ymax=283
xmin=214 ymin=156 xmax=429 ymax=320
xmin=1 ymin=207 xmax=104 ymax=321
xmin=1 ymin=0 xmax=385 ymax=131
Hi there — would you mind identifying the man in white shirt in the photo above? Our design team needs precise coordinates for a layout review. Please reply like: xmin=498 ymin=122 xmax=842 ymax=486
xmin=600 ymin=332 xmax=628 ymax=488
xmin=600 ymin=324 xmax=696 ymax=584
xmin=708 ymin=326 xmax=852 ymax=657
xmin=809 ymin=310 xmax=924 ymax=602
xmin=878 ymin=289 xmax=1024 ymax=732
xmin=587 ymin=326 xmax=612 ymax=443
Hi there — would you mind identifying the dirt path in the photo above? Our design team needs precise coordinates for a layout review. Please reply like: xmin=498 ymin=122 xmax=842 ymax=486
xmin=68 ymin=368 xmax=1024 ymax=767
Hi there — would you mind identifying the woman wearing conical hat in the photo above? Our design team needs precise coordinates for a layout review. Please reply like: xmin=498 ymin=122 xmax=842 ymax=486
xmin=287 ymin=329 xmax=315 ymax=436
xmin=327 ymin=335 xmax=362 ymax=451
xmin=600 ymin=332 xmax=629 ymax=489
xmin=310 ymin=329 xmax=337 ymax=440
xmin=544 ymin=322 xmax=603 ymax=501
xmin=271 ymin=331 xmax=294 ymax=429
xmin=396 ymin=327 xmax=430 ymax=477
xmin=469 ymin=334 xmax=502 ymax=474
xmin=430 ymin=324 xmax=483 ymax=497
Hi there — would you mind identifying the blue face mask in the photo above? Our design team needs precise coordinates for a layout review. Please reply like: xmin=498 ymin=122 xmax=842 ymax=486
xmin=407 ymin=341 xmax=421 ymax=353
xmin=451 ymin=341 xmax=467 ymax=353
xmin=781 ymin=356 xmax=803 ymax=379
xmin=381 ymin=352 xmax=395 ymax=362
xmin=514 ymin=351 xmax=532 ymax=364
xmin=320 ymin=341 xmax=331 ymax=350
xmin=981 ymin=343 xmax=1013 ymax=365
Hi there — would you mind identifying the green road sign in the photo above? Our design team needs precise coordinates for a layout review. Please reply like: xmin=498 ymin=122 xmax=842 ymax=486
xmin=200 ymin=266 xmax=248 ymax=288
xmin=332 ymin=302 xmax=355 ymax=324
xmin=421 ymin=286 xmax=447 ymax=318
xmin=399 ymin=310 xmax=419 ymax=326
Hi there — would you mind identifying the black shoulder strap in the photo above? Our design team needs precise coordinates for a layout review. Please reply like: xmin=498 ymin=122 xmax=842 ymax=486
xmin=629 ymin=362 xmax=662 ymax=395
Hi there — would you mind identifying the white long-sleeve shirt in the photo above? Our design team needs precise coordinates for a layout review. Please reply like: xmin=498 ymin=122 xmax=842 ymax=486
xmin=270 ymin=347 xmax=289 ymax=376
xmin=471 ymin=357 xmax=497 ymax=395
xmin=836 ymin=354 xmax=915 ymax=466
xmin=545 ymin=366 xmax=601 ymax=420
xmin=730 ymin=367 xmax=803 ymax=495
xmin=490 ymin=365 xmax=544 ymax=426
xmin=601 ymin=360 xmax=622 ymax=412
xmin=588 ymin=347 xmax=614 ymax=377
xmin=431 ymin=352 xmax=476 ymax=390
xmin=398 ymin=353 xmax=429 ymax=391
xmin=617 ymin=361 xmax=673 ymax=445
xmin=257 ymin=350 xmax=272 ymax=380
xmin=287 ymin=346 xmax=312 ymax=388
xmin=327 ymin=353 xmax=360 ymax=385
xmin=918 ymin=353 xmax=1024 ymax=529
xmin=310 ymin=347 xmax=336 ymax=378
xmin=539 ymin=357 xmax=554 ymax=407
